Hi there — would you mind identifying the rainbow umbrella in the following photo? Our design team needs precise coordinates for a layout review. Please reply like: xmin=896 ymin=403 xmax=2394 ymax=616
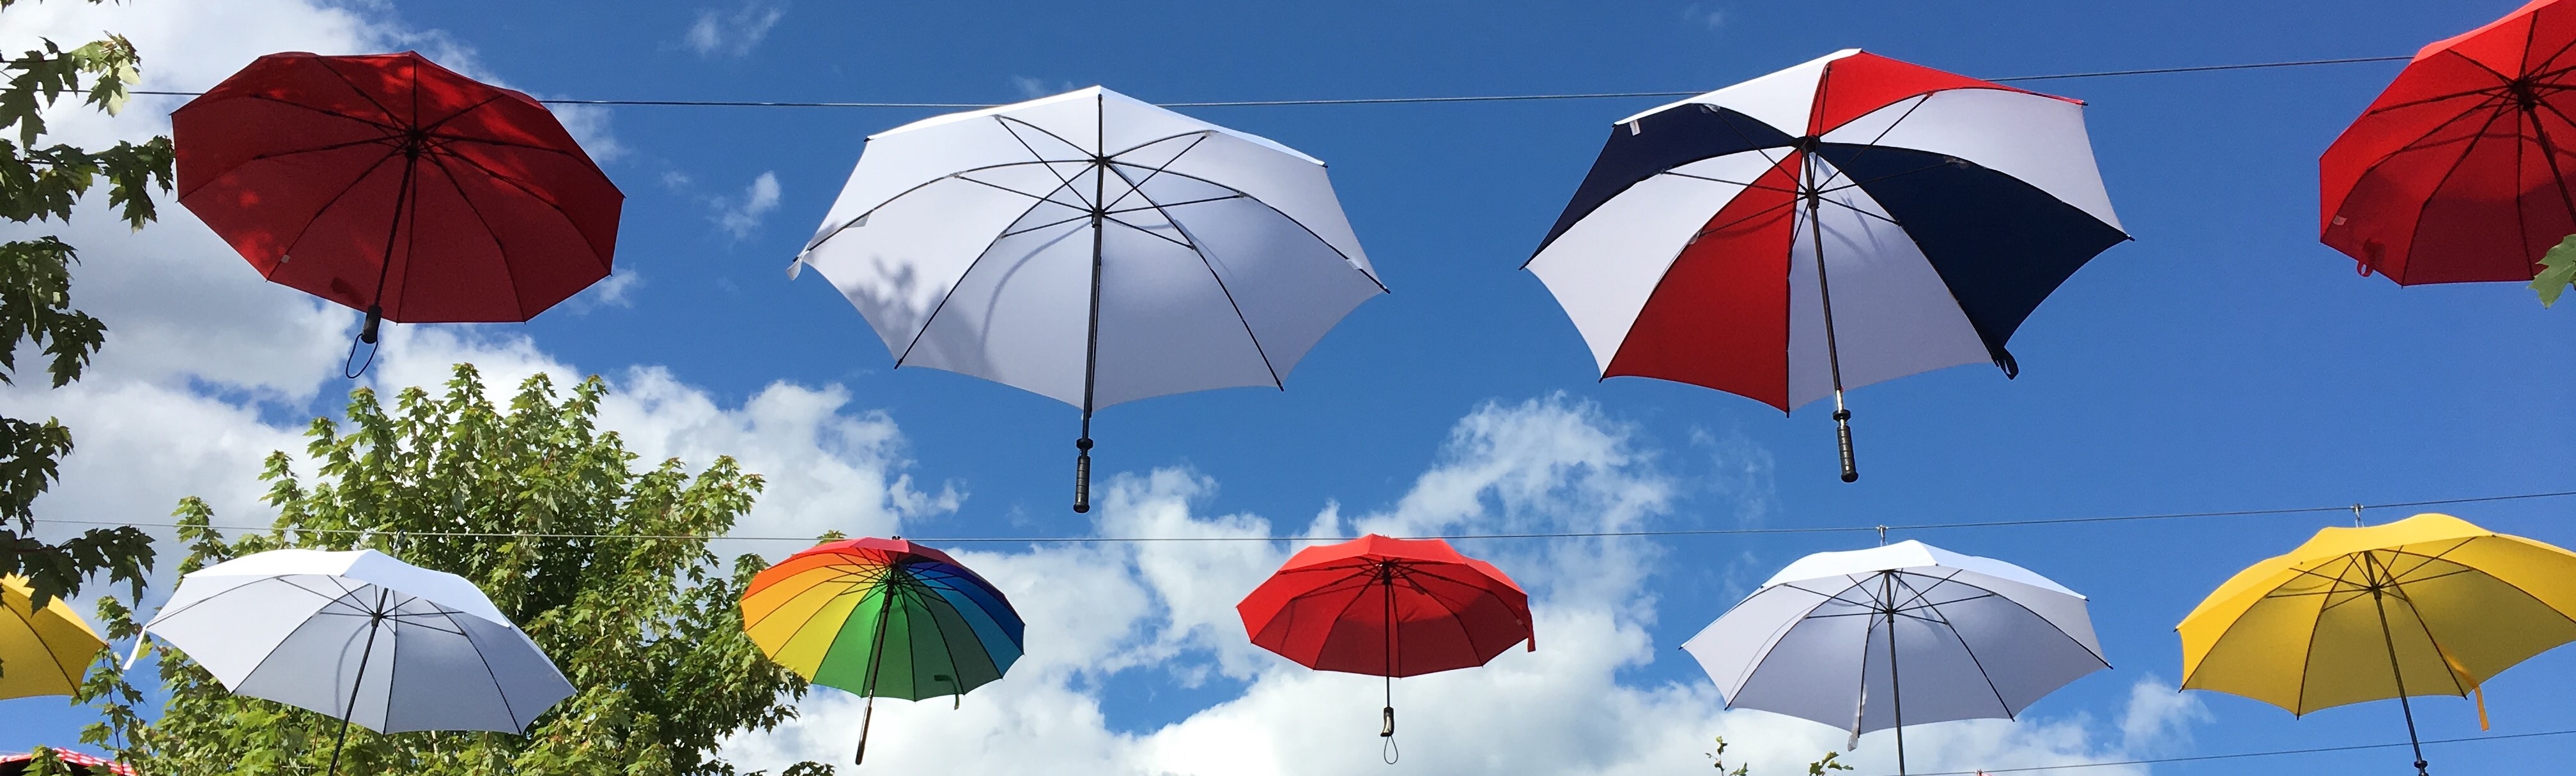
xmin=741 ymin=538 xmax=1024 ymax=765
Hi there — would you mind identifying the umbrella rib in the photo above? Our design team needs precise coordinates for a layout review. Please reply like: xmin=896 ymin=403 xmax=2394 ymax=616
xmin=434 ymin=605 xmax=528 ymax=730
xmin=2290 ymin=556 xmax=2354 ymax=715
xmin=1105 ymin=194 xmax=1244 ymax=215
xmin=1099 ymin=213 xmax=1198 ymax=249
xmin=1391 ymin=566 xmax=1494 ymax=668
xmin=1104 ymin=162 xmax=1284 ymax=388
xmin=1783 ymin=580 xmax=1884 ymax=612
xmin=421 ymin=152 xmax=530 ymax=319
xmin=1102 ymin=132 xmax=1213 ymax=212
xmin=414 ymin=94 xmax=509 ymax=135
xmin=914 ymin=581 xmax=979 ymax=696
xmin=993 ymin=116 xmax=1093 ymax=210
xmin=1105 ymin=128 xmax=1221 ymax=161
xmin=1104 ymin=160 xmax=1389 ymax=293
xmin=422 ymin=133 xmax=596 ymax=162
xmin=241 ymin=150 xmax=407 ymax=271
xmin=952 ymin=172 xmax=1090 ymax=206
xmin=1687 ymin=195 xmax=1800 ymax=243
xmin=1658 ymin=169 xmax=1801 ymax=195
xmin=2377 ymin=581 xmax=2472 ymax=697
xmin=311 ymin=57 xmax=410 ymax=127
xmin=2357 ymin=98 xmax=2520 ymax=284
xmin=799 ymin=160 xmax=1093 ymax=254
xmin=888 ymin=196 xmax=1065 ymax=369
xmin=237 ymin=135 xmax=403 ymax=165
xmin=992 ymin=212 xmax=1091 ymax=240
xmin=1910 ymin=588 xmax=2021 ymax=718
xmin=2518 ymin=99 xmax=2576 ymax=225
xmin=147 ymin=575 xmax=323 ymax=625
xmin=241 ymin=93 xmax=401 ymax=133
xmin=1812 ymin=94 xmax=1935 ymax=191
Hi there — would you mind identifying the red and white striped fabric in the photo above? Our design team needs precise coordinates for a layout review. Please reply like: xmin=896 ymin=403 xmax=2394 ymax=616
xmin=0 ymin=750 xmax=136 ymax=776
xmin=1528 ymin=49 xmax=2126 ymax=413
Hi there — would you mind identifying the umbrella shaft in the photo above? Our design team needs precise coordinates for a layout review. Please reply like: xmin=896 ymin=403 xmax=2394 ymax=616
xmin=2370 ymin=580 xmax=2430 ymax=776
xmin=328 ymin=591 xmax=388 ymax=776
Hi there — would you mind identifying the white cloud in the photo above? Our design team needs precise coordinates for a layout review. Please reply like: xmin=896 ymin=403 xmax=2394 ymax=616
xmin=713 ymin=171 xmax=784 ymax=238
xmin=1681 ymin=3 xmax=1727 ymax=29
xmin=684 ymin=1 xmax=789 ymax=58
xmin=1011 ymin=75 xmax=1079 ymax=99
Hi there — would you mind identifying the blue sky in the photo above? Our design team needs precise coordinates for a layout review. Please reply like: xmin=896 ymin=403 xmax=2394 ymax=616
xmin=5 ymin=1 xmax=2574 ymax=773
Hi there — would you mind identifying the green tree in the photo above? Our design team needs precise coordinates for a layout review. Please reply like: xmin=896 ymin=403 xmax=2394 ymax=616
xmin=1706 ymin=737 xmax=1857 ymax=776
xmin=1 ymin=0 xmax=174 ymax=607
xmin=75 ymin=365 xmax=831 ymax=776
xmin=2536 ymin=235 xmax=2576 ymax=307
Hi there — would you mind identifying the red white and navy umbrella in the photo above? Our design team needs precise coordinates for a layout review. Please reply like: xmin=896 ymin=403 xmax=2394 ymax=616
xmin=1526 ymin=49 xmax=2127 ymax=481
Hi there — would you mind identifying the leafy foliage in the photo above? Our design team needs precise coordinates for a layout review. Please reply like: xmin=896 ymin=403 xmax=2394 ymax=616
xmin=2534 ymin=234 xmax=2576 ymax=308
xmin=0 ymin=0 xmax=173 ymax=609
xmin=1706 ymin=737 xmax=1857 ymax=776
xmin=73 ymin=365 xmax=832 ymax=776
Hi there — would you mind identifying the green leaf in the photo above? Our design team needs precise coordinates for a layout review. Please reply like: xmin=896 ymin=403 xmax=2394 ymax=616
xmin=2536 ymin=234 xmax=2576 ymax=308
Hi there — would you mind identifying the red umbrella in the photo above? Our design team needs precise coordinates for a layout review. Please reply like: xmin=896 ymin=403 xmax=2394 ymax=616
xmin=174 ymin=51 xmax=622 ymax=367
xmin=2322 ymin=0 xmax=2576 ymax=284
xmin=1236 ymin=535 xmax=1532 ymax=756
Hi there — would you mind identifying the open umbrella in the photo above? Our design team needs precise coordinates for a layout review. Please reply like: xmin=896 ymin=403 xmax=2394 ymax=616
xmin=137 ymin=549 xmax=573 ymax=775
xmin=739 ymin=538 xmax=1024 ymax=765
xmin=2320 ymin=0 xmax=2576 ymax=285
xmin=1 ymin=575 xmax=106 ymax=701
xmin=175 ymin=51 xmax=623 ymax=374
xmin=0 ymin=750 xmax=132 ymax=776
xmin=1527 ymin=49 xmax=2127 ymax=482
xmin=1681 ymin=540 xmax=2108 ymax=775
xmin=2179 ymin=513 xmax=2576 ymax=776
xmin=1236 ymin=535 xmax=1533 ymax=763
xmin=791 ymin=86 xmax=1386 ymax=512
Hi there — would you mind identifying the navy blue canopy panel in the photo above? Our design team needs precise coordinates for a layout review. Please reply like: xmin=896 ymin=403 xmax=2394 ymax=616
xmin=1814 ymin=144 xmax=2130 ymax=375
xmin=1534 ymin=104 xmax=1798 ymax=256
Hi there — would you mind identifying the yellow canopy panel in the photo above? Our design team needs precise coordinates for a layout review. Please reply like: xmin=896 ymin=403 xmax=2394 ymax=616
xmin=1 ymin=575 xmax=108 ymax=701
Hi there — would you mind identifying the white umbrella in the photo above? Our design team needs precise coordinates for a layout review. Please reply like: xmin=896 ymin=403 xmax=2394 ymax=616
xmin=1681 ymin=540 xmax=2109 ymax=775
xmin=138 ymin=549 xmax=572 ymax=773
xmin=791 ymin=86 xmax=1387 ymax=512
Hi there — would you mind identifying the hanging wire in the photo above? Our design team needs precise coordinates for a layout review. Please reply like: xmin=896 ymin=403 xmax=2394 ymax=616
xmin=123 ymin=54 xmax=2412 ymax=109
xmin=33 ymin=489 xmax=2576 ymax=544
xmin=1864 ymin=727 xmax=2576 ymax=776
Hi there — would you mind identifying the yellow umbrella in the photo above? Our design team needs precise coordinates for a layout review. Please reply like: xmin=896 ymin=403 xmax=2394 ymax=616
xmin=2178 ymin=513 xmax=2576 ymax=776
xmin=2 ymin=575 xmax=107 ymax=701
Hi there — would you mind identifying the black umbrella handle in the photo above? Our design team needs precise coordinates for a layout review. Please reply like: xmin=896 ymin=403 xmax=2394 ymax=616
xmin=1833 ymin=409 xmax=1857 ymax=483
xmin=1073 ymin=437 xmax=1093 ymax=514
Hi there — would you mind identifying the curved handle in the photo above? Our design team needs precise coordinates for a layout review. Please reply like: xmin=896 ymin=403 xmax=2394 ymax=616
xmin=1073 ymin=437 xmax=1094 ymax=514
xmin=1833 ymin=409 xmax=1857 ymax=483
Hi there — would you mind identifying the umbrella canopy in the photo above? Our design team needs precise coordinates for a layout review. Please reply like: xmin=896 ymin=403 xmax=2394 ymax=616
xmin=1527 ymin=49 xmax=2126 ymax=482
xmin=1 ymin=576 xmax=106 ymax=701
xmin=0 ymin=750 xmax=132 ymax=776
xmin=1682 ymin=540 xmax=2108 ymax=775
xmin=140 ymin=549 xmax=573 ymax=774
xmin=741 ymin=538 xmax=1024 ymax=764
xmin=175 ymin=51 xmax=622 ymax=356
xmin=2179 ymin=513 xmax=2576 ymax=776
xmin=1237 ymin=534 xmax=1532 ymax=748
xmin=2321 ymin=0 xmax=2576 ymax=285
xmin=791 ymin=86 xmax=1387 ymax=512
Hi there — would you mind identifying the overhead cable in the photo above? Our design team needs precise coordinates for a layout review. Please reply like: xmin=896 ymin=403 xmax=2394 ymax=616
xmin=125 ymin=54 xmax=2413 ymax=110
xmin=36 ymin=489 xmax=2575 ymax=544
xmin=1867 ymin=727 xmax=2576 ymax=776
